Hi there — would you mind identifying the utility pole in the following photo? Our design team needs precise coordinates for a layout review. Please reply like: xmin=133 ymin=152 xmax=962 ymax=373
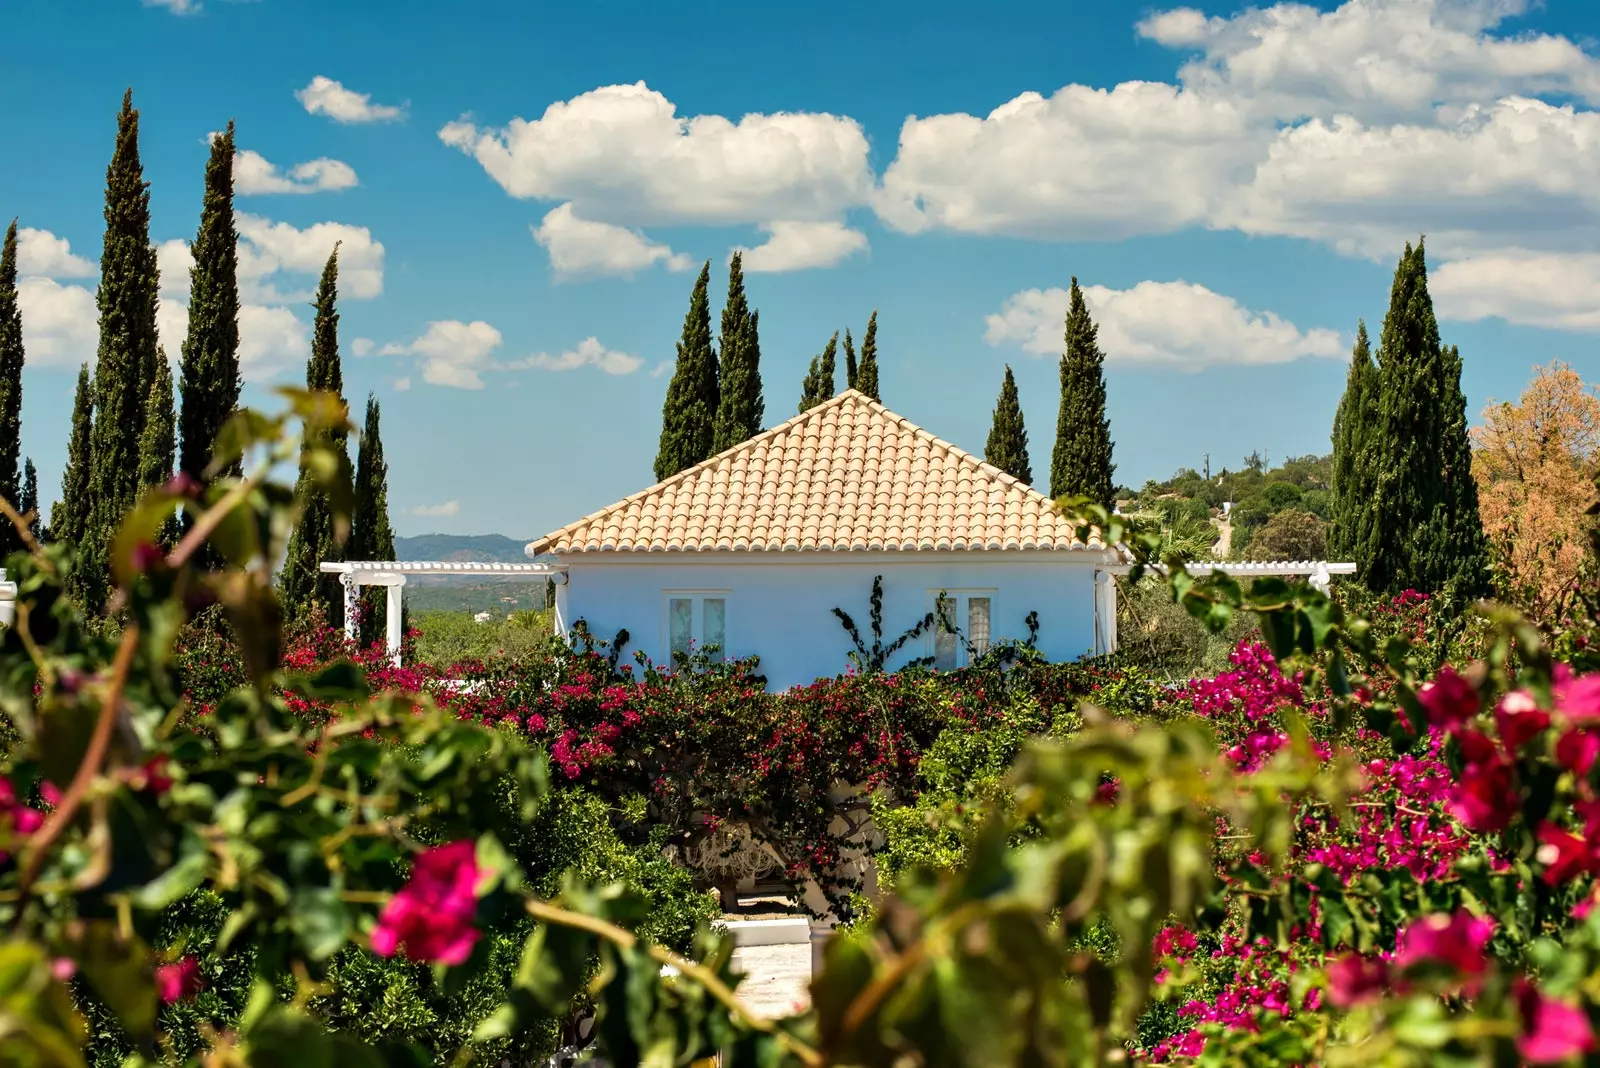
xmin=1203 ymin=452 xmax=1210 ymax=481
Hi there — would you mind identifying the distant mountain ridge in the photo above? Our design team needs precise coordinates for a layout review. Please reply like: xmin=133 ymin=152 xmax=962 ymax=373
xmin=393 ymin=533 xmax=530 ymax=564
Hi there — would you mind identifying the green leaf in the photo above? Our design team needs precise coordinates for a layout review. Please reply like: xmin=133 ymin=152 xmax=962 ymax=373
xmin=289 ymin=886 xmax=352 ymax=962
xmin=130 ymin=828 xmax=208 ymax=910
xmin=66 ymin=922 xmax=157 ymax=1044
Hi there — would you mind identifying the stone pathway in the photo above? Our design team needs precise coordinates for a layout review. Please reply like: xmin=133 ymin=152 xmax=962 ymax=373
xmin=730 ymin=942 xmax=812 ymax=1019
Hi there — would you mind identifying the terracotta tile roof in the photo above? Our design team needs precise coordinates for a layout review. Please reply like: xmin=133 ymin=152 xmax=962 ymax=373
xmin=528 ymin=391 xmax=1104 ymax=554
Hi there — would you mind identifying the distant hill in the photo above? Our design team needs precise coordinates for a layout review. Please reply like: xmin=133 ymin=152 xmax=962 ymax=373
xmin=394 ymin=533 xmax=529 ymax=563
xmin=391 ymin=534 xmax=544 ymax=614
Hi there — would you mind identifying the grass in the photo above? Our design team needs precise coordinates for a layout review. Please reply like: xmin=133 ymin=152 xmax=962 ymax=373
xmin=409 ymin=609 xmax=554 ymax=666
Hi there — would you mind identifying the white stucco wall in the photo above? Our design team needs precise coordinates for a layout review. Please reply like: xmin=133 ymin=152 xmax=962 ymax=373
xmin=551 ymin=551 xmax=1114 ymax=690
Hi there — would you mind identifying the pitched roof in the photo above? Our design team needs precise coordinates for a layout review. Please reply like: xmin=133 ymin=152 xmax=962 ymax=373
xmin=529 ymin=391 xmax=1104 ymax=555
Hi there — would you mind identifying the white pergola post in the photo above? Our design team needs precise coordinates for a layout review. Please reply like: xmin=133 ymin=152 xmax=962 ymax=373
xmin=385 ymin=576 xmax=406 ymax=666
xmin=340 ymin=572 xmax=360 ymax=642
xmin=1093 ymin=570 xmax=1118 ymax=655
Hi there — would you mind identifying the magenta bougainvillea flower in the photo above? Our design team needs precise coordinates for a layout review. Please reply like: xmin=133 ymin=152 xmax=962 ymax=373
xmin=1517 ymin=980 xmax=1598 ymax=1064
xmin=1557 ymin=674 xmax=1600 ymax=723
xmin=154 ymin=956 xmax=202 ymax=1003
xmin=1448 ymin=732 xmax=1519 ymax=834
xmin=1418 ymin=667 xmax=1480 ymax=732
xmin=1325 ymin=953 xmax=1391 ymax=1008
xmin=1393 ymin=911 xmax=1495 ymax=992
xmin=371 ymin=840 xmax=482 ymax=965
xmin=0 ymin=778 xmax=44 ymax=864
xmin=1495 ymin=691 xmax=1551 ymax=753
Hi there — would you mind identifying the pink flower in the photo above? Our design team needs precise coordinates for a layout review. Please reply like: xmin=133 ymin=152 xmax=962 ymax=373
xmin=154 ymin=956 xmax=202 ymax=1003
xmin=1556 ymin=729 xmax=1600 ymax=777
xmin=1537 ymin=823 xmax=1599 ymax=886
xmin=1326 ymin=954 xmax=1390 ymax=1008
xmin=1558 ymin=674 xmax=1600 ymax=722
xmin=1419 ymin=667 xmax=1479 ymax=731
xmin=1394 ymin=912 xmax=1494 ymax=991
xmin=0 ymin=778 xmax=43 ymax=863
xmin=371 ymin=840 xmax=481 ymax=965
xmin=1517 ymin=980 xmax=1597 ymax=1064
xmin=1496 ymin=691 xmax=1551 ymax=753
xmin=1449 ymin=732 xmax=1518 ymax=833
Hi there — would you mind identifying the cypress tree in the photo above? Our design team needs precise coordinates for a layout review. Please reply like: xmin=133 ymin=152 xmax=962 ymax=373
xmin=712 ymin=254 xmax=763 ymax=451
xmin=984 ymin=365 xmax=1033 ymax=485
xmin=1364 ymin=240 xmax=1490 ymax=597
xmin=855 ymin=311 xmax=880 ymax=401
xmin=654 ymin=261 xmax=718 ymax=480
xmin=350 ymin=394 xmax=397 ymax=647
xmin=20 ymin=459 xmax=38 ymax=542
xmin=280 ymin=247 xmax=350 ymax=619
xmin=53 ymin=365 xmax=93 ymax=549
xmin=1437 ymin=342 xmax=1492 ymax=595
xmin=85 ymin=89 xmax=161 ymax=606
xmin=137 ymin=351 xmax=178 ymax=546
xmin=1329 ymin=321 xmax=1376 ymax=560
xmin=1049 ymin=278 xmax=1115 ymax=506
xmin=0 ymin=220 xmax=24 ymax=556
xmin=179 ymin=120 xmax=241 ymax=485
xmin=799 ymin=332 xmax=839 ymax=413
xmin=843 ymin=329 xmax=858 ymax=391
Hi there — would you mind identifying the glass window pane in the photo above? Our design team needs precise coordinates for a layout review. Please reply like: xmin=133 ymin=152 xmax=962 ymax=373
xmin=669 ymin=598 xmax=693 ymax=657
xmin=934 ymin=595 xmax=957 ymax=670
xmin=968 ymin=597 xmax=991 ymax=657
xmin=703 ymin=598 xmax=726 ymax=662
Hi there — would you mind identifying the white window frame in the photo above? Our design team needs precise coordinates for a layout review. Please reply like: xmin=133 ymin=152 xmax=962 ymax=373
xmin=927 ymin=589 xmax=997 ymax=670
xmin=662 ymin=589 xmax=732 ymax=663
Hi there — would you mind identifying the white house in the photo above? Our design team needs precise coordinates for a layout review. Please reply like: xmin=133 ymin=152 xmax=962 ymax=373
xmin=524 ymin=390 xmax=1121 ymax=690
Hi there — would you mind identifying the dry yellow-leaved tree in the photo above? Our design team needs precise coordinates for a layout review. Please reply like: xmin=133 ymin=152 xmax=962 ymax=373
xmin=1472 ymin=361 xmax=1600 ymax=622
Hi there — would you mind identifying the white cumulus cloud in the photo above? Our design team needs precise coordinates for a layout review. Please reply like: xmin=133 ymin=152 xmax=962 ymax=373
xmin=738 ymin=220 xmax=867 ymax=272
xmin=15 ymin=277 xmax=98 ymax=368
xmin=234 ymin=149 xmax=359 ymax=196
xmin=411 ymin=501 xmax=460 ymax=518
xmin=511 ymin=337 xmax=643 ymax=376
xmin=985 ymin=280 xmax=1343 ymax=371
xmin=532 ymin=204 xmax=691 ymax=279
xmin=143 ymin=0 xmax=200 ymax=13
xmin=440 ymin=82 xmax=873 ymax=226
xmin=380 ymin=320 xmax=505 ymax=390
xmin=16 ymin=227 xmax=94 ymax=277
xmin=1432 ymin=250 xmax=1600 ymax=331
xmin=297 ymin=76 xmax=405 ymax=124
xmin=866 ymin=0 xmax=1600 ymax=330
xmin=234 ymin=213 xmax=385 ymax=301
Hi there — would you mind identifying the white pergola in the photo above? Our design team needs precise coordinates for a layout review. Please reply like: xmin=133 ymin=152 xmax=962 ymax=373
xmin=319 ymin=560 xmax=567 ymax=664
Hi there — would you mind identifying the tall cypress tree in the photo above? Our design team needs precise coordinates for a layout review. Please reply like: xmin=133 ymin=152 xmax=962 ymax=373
xmin=1049 ymin=278 xmax=1115 ymax=506
xmin=855 ymin=311 xmax=880 ymax=401
xmin=20 ymin=459 xmax=38 ymax=542
xmin=654 ymin=261 xmax=718 ymax=480
xmin=799 ymin=332 xmax=839 ymax=413
xmin=1363 ymin=240 xmax=1490 ymax=597
xmin=350 ymin=394 xmax=396 ymax=647
xmin=1329 ymin=321 xmax=1376 ymax=560
xmin=843 ymin=329 xmax=858 ymax=391
xmin=85 ymin=89 xmax=161 ymax=606
xmin=53 ymin=365 xmax=93 ymax=549
xmin=179 ymin=120 xmax=241 ymax=486
xmin=0 ymin=220 xmax=25 ymax=556
xmin=984 ymin=365 xmax=1033 ymax=485
xmin=137 ymin=351 xmax=178 ymax=546
xmin=712 ymin=253 xmax=763 ymax=451
xmin=1436 ymin=342 xmax=1492 ymax=595
xmin=280 ymin=248 xmax=349 ymax=619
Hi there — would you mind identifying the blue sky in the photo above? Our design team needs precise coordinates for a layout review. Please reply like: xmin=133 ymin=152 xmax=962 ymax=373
xmin=4 ymin=0 xmax=1599 ymax=539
